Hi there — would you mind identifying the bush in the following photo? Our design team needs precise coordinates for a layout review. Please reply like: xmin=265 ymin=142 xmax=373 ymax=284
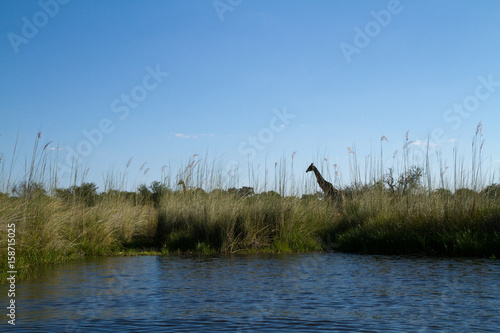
xmin=55 ymin=182 xmax=98 ymax=206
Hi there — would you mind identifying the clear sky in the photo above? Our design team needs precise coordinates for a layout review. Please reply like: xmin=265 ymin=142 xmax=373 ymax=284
xmin=1 ymin=0 xmax=500 ymax=193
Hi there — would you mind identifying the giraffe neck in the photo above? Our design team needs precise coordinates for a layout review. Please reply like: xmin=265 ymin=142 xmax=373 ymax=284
xmin=312 ymin=166 xmax=326 ymax=184
xmin=179 ymin=180 xmax=186 ymax=192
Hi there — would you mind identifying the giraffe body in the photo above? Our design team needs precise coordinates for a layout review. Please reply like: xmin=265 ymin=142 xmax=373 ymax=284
xmin=306 ymin=163 xmax=344 ymax=205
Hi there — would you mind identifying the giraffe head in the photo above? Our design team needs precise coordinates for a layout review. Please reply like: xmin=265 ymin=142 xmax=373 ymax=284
xmin=306 ymin=163 xmax=315 ymax=173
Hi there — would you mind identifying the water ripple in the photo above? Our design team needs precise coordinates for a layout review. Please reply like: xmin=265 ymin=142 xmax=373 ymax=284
xmin=13 ymin=254 xmax=500 ymax=332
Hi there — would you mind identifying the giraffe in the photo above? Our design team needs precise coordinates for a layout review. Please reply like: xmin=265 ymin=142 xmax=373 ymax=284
xmin=177 ymin=179 xmax=186 ymax=193
xmin=306 ymin=163 xmax=344 ymax=206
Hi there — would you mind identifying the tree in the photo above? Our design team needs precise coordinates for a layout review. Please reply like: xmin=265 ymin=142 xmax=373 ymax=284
xmin=55 ymin=183 xmax=98 ymax=206
xmin=150 ymin=181 xmax=170 ymax=206
xmin=73 ymin=183 xmax=98 ymax=206
xmin=137 ymin=184 xmax=151 ymax=204
xmin=12 ymin=181 xmax=45 ymax=198
xmin=481 ymin=184 xmax=500 ymax=200
xmin=384 ymin=166 xmax=423 ymax=194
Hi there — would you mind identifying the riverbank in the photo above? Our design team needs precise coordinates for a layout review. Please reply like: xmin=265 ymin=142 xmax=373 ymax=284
xmin=2 ymin=186 xmax=499 ymax=281
xmin=155 ymin=186 xmax=500 ymax=257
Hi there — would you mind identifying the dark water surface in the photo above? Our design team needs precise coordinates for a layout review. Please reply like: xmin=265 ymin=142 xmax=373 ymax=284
xmin=10 ymin=253 xmax=500 ymax=332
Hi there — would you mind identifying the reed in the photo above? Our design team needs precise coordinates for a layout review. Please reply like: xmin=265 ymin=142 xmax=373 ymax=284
xmin=155 ymin=190 xmax=332 ymax=254
xmin=0 ymin=193 xmax=156 ymax=280
xmin=332 ymin=187 xmax=500 ymax=256
xmin=1 ymin=127 xmax=499 ymax=281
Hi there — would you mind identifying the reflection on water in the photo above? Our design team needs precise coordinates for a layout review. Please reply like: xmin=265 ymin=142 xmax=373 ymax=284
xmin=13 ymin=253 xmax=500 ymax=332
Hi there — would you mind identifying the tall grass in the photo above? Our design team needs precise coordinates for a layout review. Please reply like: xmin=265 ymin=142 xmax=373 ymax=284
xmin=155 ymin=191 xmax=333 ymax=254
xmin=334 ymin=188 xmax=500 ymax=256
xmin=153 ymin=182 xmax=499 ymax=257
xmin=1 ymin=127 xmax=500 ymax=281
xmin=0 ymin=193 xmax=156 ymax=280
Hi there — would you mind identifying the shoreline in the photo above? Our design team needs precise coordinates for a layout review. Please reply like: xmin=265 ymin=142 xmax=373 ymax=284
xmin=2 ymin=189 xmax=498 ymax=282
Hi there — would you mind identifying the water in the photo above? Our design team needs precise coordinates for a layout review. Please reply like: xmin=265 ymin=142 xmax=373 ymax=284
xmin=9 ymin=253 xmax=500 ymax=332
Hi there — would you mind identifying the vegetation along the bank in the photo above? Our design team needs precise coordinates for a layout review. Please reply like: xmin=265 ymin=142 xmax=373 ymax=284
xmin=1 ymin=129 xmax=499 ymax=281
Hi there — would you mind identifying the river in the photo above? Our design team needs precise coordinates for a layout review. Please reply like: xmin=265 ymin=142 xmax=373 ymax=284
xmin=11 ymin=253 xmax=500 ymax=332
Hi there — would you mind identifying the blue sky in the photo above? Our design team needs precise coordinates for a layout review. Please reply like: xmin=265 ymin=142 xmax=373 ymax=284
xmin=1 ymin=0 xmax=500 ymax=193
